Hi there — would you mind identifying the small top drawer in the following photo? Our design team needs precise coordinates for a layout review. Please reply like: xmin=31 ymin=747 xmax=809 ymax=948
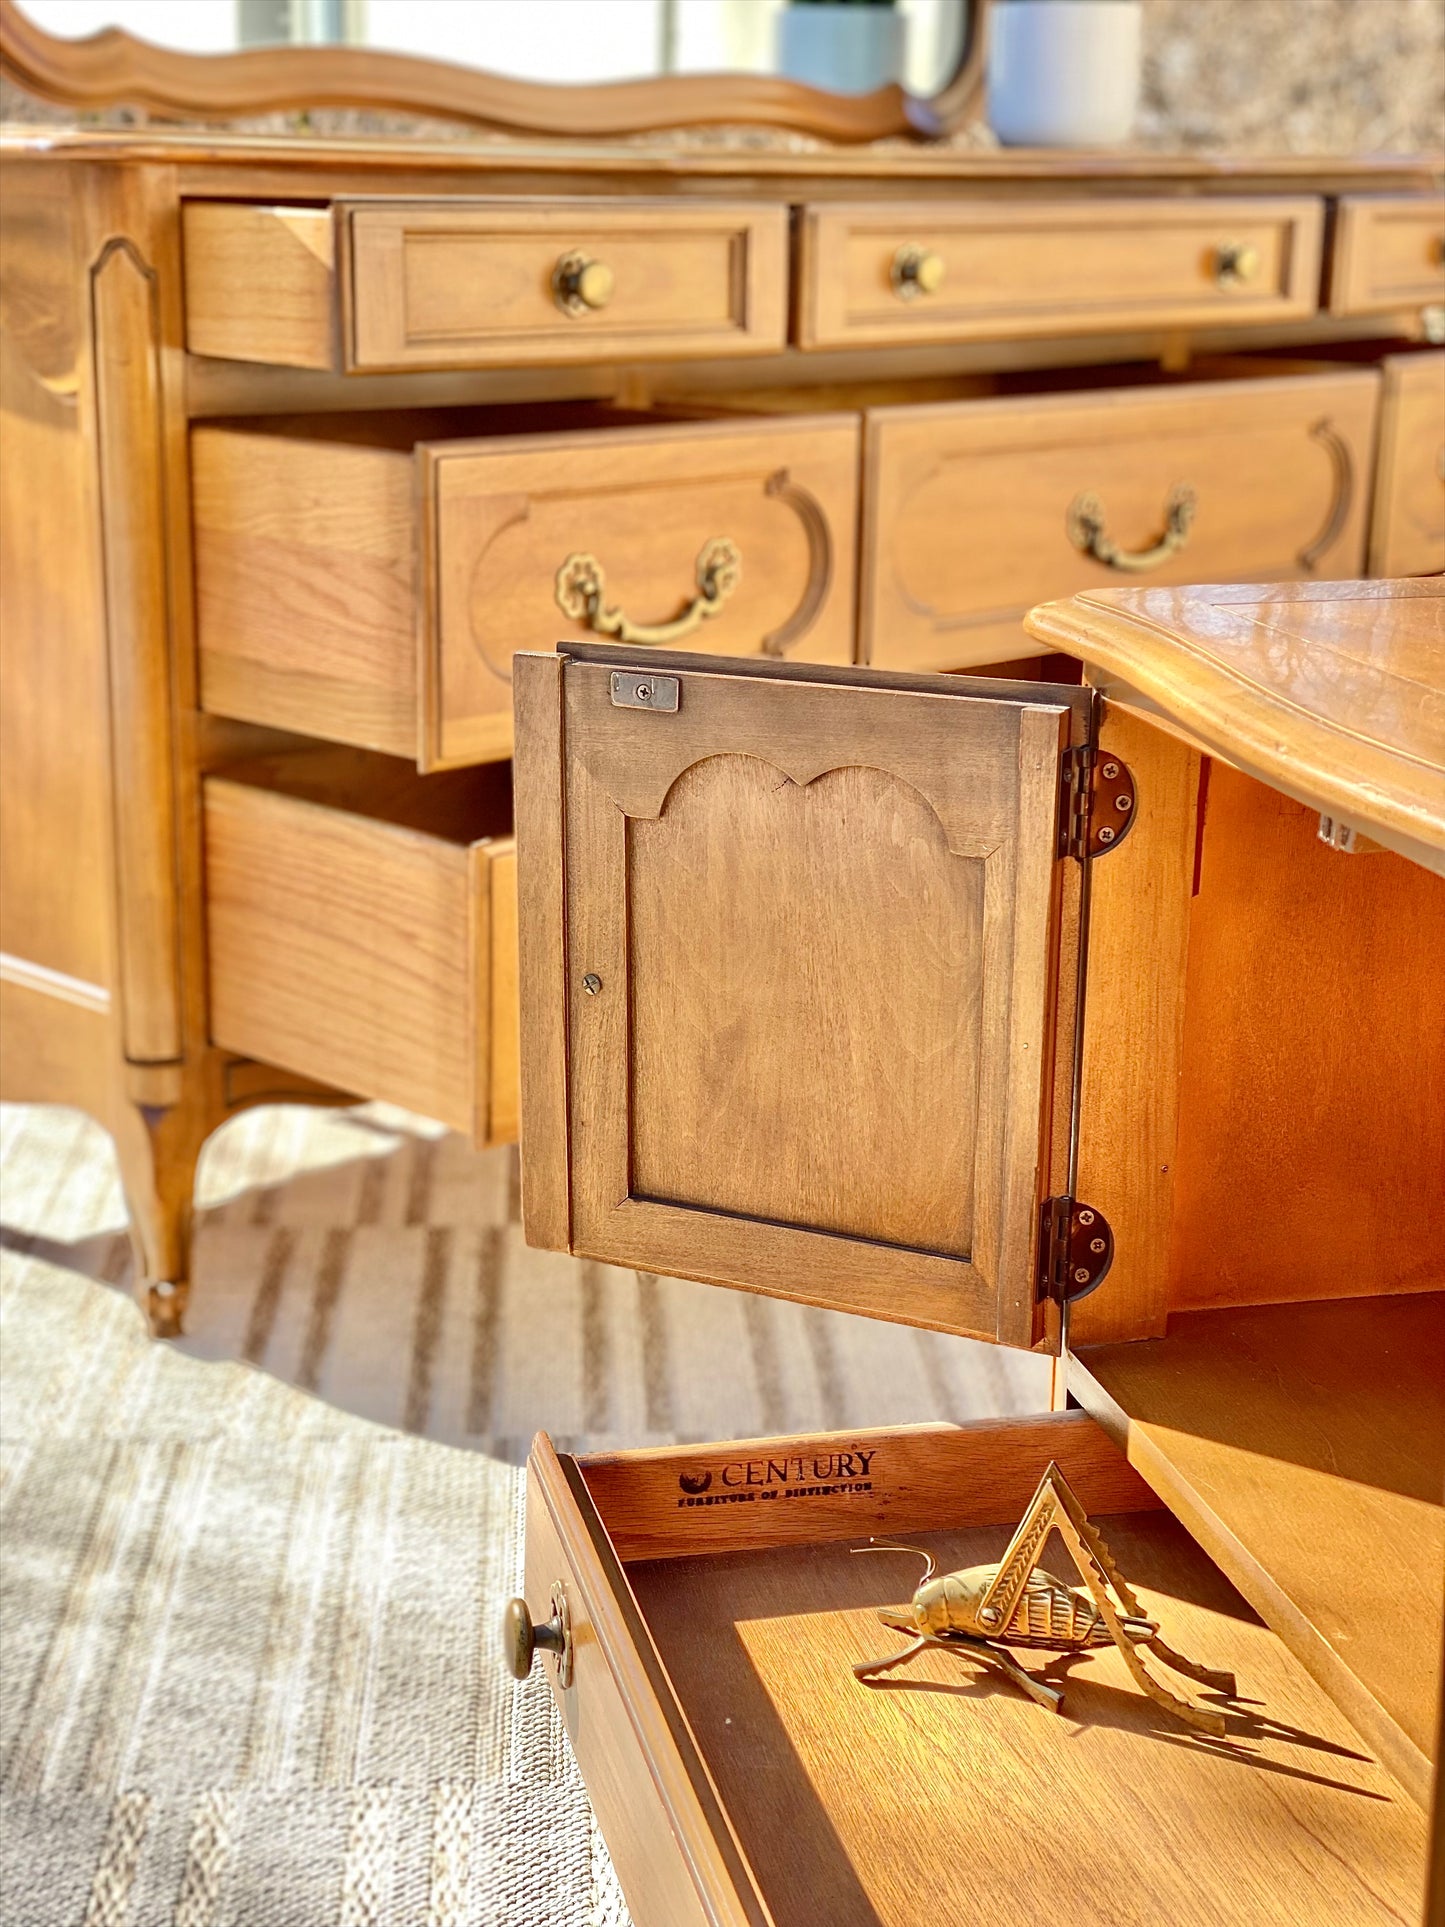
xmin=1328 ymin=194 xmax=1445 ymax=315
xmin=183 ymin=198 xmax=788 ymax=371
xmin=796 ymin=196 xmax=1324 ymax=350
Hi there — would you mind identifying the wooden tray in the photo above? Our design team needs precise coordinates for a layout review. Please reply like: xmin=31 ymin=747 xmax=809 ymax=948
xmin=522 ymin=1412 xmax=1427 ymax=1927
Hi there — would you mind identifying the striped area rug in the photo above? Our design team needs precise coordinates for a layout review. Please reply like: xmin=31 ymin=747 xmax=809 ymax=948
xmin=0 ymin=1100 xmax=1048 ymax=1925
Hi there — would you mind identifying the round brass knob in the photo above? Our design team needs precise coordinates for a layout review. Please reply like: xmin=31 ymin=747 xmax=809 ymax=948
xmin=503 ymin=1585 xmax=573 ymax=1687
xmin=1213 ymin=241 xmax=1260 ymax=287
xmin=553 ymin=251 xmax=615 ymax=316
xmin=891 ymin=243 xmax=946 ymax=301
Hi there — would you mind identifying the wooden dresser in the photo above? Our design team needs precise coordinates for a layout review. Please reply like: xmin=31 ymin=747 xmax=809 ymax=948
xmin=510 ymin=579 xmax=1444 ymax=1924
xmin=1 ymin=122 xmax=1440 ymax=1339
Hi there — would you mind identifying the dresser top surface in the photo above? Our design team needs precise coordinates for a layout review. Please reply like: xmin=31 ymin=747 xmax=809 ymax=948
xmin=1027 ymin=578 xmax=1445 ymax=867
xmin=2 ymin=126 xmax=1441 ymax=191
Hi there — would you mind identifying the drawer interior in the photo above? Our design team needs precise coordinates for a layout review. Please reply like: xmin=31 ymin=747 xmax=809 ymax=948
xmin=566 ymin=1416 xmax=1427 ymax=1927
xmin=655 ymin=350 xmax=1381 ymax=417
xmin=204 ymin=748 xmax=516 ymax=1141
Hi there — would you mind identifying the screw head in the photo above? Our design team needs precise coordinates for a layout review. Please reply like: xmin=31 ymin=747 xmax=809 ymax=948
xmin=1090 ymin=1236 xmax=1107 ymax=1253
xmin=1078 ymin=1209 xmax=1095 ymax=1226
xmin=1101 ymin=761 xmax=1120 ymax=780
xmin=582 ymin=973 xmax=602 ymax=996
xmin=634 ymin=683 xmax=653 ymax=703
xmin=1097 ymin=825 xmax=1117 ymax=845
xmin=1073 ymin=1266 xmax=1091 ymax=1285
xmin=1115 ymin=793 xmax=1133 ymax=813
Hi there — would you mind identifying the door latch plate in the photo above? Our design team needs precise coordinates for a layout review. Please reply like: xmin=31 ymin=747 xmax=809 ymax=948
xmin=610 ymin=670 xmax=679 ymax=712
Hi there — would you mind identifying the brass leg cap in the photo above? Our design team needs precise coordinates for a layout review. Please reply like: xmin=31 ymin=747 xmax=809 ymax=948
xmin=144 ymin=1280 xmax=188 ymax=1339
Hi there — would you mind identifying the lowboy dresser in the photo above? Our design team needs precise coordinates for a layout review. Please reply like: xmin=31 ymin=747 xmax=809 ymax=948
xmin=1 ymin=121 xmax=1440 ymax=1332
xmin=0 ymin=28 xmax=1443 ymax=1925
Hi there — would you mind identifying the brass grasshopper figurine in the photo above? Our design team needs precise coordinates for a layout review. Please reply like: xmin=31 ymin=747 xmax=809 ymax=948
xmin=853 ymin=1461 xmax=1237 ymax=1735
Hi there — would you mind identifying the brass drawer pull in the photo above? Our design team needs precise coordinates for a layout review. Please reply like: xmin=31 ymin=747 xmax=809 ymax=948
xmin=552 ymin=250 xmax=615 ymax=315
xmin=503 ymin=1583 xmax=574 ymax=1688
xmin=891 ymin=243 xmax=946 ymax=300
xmin=556 ymin=536 xmax=741 ymax=646
xmin=1213 ymin=240 xmax=1261 ymax=287
xmin=1067 ymin=483 xmax=1197 ymax=573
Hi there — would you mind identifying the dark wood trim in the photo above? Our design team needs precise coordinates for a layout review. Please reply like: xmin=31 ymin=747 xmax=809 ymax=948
xmin=0 ymin=0 xmax=988 ymax=144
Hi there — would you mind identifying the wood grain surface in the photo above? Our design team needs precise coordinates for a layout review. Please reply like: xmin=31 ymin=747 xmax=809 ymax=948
xmin=1070 ymin=1292 xmax=1445 ymax=1810
xmin=1369 ymin=350 xmax=1445 ymax=578
xmin=183 ymin=201 xmax=338 ymax=370
xmin=582 ymin=1412 xmax=1158 ymax=1563
xmin=1028 ymin=578 xmax=1445 ymax=874
xmin=1071 ymin=707 xmax=1200 ymax=1346
xmin=559 ymin=655 xmax=1073 ymax=1343
xmin=864 ymin=368 xmax=1378 ymax=674
xmin=798 ymin=195 xmax=1325 ymax=351
xmin=1167 ymin=762 xmax=1445 ymax=1310
xmin=629 ymin=1508 xmax=1427 ymax=1925
xmin=345 ymin=200 xmax=788 ymax=372
xmin=204 ymin=756 xmax=515 ymax=1142
xmin=1328 ymin=193 xmax=1445 ymax=316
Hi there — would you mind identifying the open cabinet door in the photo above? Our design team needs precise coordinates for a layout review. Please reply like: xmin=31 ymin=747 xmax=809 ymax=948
xmin=515 ymin=644 xmax=1091 ymax=1348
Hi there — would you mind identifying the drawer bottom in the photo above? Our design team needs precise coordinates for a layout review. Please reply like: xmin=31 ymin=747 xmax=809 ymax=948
xmin=527 ymin=1415 xmax=1428 ymax=1927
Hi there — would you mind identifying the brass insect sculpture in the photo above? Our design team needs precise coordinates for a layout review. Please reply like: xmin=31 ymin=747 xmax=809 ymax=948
xmin=853 ymin=1461 xmax=1237 ymax=1735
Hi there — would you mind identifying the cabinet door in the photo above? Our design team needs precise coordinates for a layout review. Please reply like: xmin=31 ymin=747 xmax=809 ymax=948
xmin=515 ymin=646 xmax=1088 ymax=1347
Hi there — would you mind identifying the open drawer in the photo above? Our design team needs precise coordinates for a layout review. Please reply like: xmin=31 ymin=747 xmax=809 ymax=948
xmin=182 ymin=197 xmax=788 ymax=371
xmin=795 ymin=195 xmax=1325 ymax=350
xmin=192 ymin=405 xmax=858 ymax=769
xmin=516 ymin=1412 xmax=1428 ymax=1927
xmin=204 ymin=749 xmax=517 ymax=1144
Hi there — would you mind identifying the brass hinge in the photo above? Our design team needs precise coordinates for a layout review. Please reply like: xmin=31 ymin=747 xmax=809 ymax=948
xmin=1059 ymin=746 xmax=1137 ymax=861
xmin=1039 ymin=1196 xmax=1115 ymax=1303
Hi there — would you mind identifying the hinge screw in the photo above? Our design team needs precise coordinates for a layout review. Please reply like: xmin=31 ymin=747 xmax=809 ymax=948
xmin=1073 ymin=1266 xmax=1091 ymax=1285
xmin=1098 ymin=825 xmax=1116 ymax=844
xmin=1116 ymin=793 xmax=1133 ymax=812
xmin=1078 ymin=1209 xmax=1095 ymax=1225
xmin=1101 ymin=761 xmax=1120 ymax=780
xmin=1090 ymin=1237 xmax=1107 ymax=1253
xmin=582 ymin=973 xmax=602 ymax=996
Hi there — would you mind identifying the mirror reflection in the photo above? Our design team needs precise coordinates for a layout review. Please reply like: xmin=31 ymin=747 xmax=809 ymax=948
xmin=19 ymin=0 xmax=972 ymax=97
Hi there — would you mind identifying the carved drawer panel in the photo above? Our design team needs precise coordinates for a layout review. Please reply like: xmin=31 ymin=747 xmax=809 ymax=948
xmin=1369 ymin=350 xmax=1445 ymax=577
xmin=192 ymin=408 xmax=858 ymax=769
xmin=795 ymin=196 xmax=1324 ymax=350
xmin=183 ymin=198 xmax=788 ymax=371
xmin=861 ymin=367 xmax=1380 ymax=673
xmin=519 ymin=1413 xmax=1427 ymax=1927
xmin=204 ymin=751 xmax=517 ymax=1145
xmin=1328 ymin=195 xmax=1445 ymax=317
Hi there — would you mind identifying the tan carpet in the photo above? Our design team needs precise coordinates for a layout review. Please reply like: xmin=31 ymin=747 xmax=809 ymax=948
xmin=0 ymin=1099 xmax=1048 ymax=1924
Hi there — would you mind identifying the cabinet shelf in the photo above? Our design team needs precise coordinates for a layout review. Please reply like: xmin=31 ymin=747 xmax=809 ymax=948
xmin=1069 ymin=1291 xmax=1445 ymax=1808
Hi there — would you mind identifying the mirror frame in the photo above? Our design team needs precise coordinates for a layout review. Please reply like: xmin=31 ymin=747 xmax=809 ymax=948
xmin=0 ymin=0 xmax=990 ymax=143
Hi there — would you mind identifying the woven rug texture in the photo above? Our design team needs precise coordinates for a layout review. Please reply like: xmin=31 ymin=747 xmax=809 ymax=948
xmin=0 ymin=1100 xmax=1049 ymax=1925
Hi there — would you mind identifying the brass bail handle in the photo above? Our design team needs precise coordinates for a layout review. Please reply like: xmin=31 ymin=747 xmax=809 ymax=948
xmin=555 ymin=536 xmax=741 ymax=647
xmin=1066 ymin=482 xmax=1197 ymax=574
xmin=503 ymin=1583 xmax=573 ymax=1688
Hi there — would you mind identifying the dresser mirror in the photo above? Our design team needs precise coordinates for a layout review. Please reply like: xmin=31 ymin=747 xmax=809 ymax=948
xmin=0 ymin=0 xmax=988 ymax=139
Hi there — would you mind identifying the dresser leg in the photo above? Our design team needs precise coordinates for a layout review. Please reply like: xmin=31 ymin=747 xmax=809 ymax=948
xmin=112 ymin=1101 xmax=205 ymax=1338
